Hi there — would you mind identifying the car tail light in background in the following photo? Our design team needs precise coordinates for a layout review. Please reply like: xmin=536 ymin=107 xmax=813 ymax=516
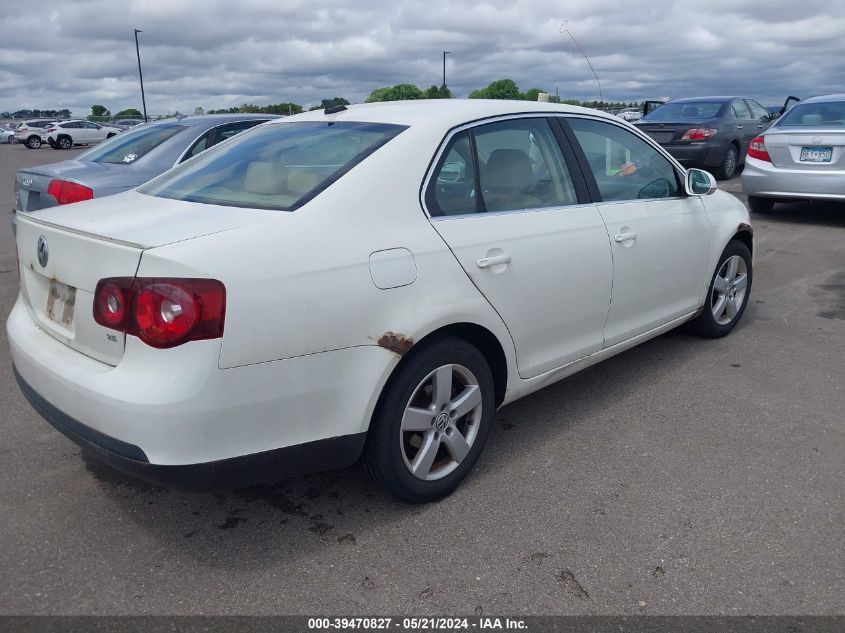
xmin=46 ymin=127 xmax=57 ymax=133
xmin=94 ymin=278 xmax=226 ymax=348
xmin=747 ymin=135 xmax=771 ymax=162
xmin=46 ymin=179 xmax=94 ymax=205
xmin=681 ymin=128 xmax=718 ymax=141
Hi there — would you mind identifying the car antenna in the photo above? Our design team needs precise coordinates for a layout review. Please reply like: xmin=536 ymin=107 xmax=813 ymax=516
xmin=322 ymin=100 xmax=347 ymax=114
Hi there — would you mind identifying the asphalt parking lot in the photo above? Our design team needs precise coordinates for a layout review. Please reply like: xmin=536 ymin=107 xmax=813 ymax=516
xmin=0 ymin=142 xmax=843 ymax=616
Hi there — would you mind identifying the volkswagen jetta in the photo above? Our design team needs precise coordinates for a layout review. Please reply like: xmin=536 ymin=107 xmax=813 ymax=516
xmin=8 ymin=100 xmax=754 ymax=502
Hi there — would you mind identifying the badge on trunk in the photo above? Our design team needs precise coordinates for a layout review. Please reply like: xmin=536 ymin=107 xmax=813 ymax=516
xmin=37 ymin=235 xmax=48 ymax=267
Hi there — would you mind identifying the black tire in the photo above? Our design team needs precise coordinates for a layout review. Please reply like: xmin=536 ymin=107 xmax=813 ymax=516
xmin=714 ymin=144 xmax=738 ymax=180
xmin=363 ymin=336 xmax=495 ymax=503
xmin=58 ymin=136 xmax=72 ymax=150
xmin=26 ymin=136 xmax=41 ymax=149
xmin=748 ymin=196 xmax=775 ymax=213
xmin=690 ymin=240 xmax=752 ymax=338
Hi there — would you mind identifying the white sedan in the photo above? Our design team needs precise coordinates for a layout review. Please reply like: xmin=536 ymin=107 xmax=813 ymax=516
xmin=8 ymin=100 xmax=753 ymax=502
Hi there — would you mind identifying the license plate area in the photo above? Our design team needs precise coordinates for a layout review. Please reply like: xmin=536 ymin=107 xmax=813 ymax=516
xmin=46 ymin=279 xmax=76 ymax=330
xmin=800 ymin=146 xmax=832 ymax=162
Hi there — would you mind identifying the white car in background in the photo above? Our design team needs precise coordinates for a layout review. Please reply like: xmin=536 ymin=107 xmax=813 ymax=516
xmin=8 ymin=100 xmax=754 ymax=502
xmin=46 ymin=120 xmax=122 ymax=149
xmin=618 ymin=107 xmax=643 ymax=122
xmin=14 ymin=120 xmax=57 ymax=149
xmin=0 ymin=124 xmax=15 ymax=143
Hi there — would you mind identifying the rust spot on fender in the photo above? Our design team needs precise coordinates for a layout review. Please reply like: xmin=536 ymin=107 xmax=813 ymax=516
xmin=378 ymin=332 xmax=414 ymax=356
xmin=738 ymin=222 xmax=753 ymax=236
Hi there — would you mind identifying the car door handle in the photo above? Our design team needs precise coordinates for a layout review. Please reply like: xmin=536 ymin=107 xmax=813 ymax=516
xmin=477 ymin=254 xmax=511 ymax=268
xmin=736 ymin=124 xmax=743 ymax=129
xmin=614 ymin=232 xmax=637 ymax=243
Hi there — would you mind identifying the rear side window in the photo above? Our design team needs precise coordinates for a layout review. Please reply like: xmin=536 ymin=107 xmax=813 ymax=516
xmin=568 ymin=118 xmax=681 ymax=202
xmin=79 ymin=124 xmax=187 ymax=164
xmin=731 ymin=101 xmax=752 ymax=119
xmin=140 ymin=121 xmax=407 ymax=211
xmin=777 ymin=101 xmax=845 ymax=127
xmin=426 ymin=117 xmax=578 ymax=216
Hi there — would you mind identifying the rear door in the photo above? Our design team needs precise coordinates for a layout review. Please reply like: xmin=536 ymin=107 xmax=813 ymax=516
xmin=426 ymin=116 xmax=613 ymax=379
xmin=563 ymin=116 xmax=710 ymax=347
xmin=730 ymin=100 xmax=757 ymax=150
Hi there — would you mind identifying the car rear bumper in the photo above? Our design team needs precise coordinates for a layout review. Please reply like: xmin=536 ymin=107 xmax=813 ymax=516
xmin=741 ymin=156 xmax=845 ymax=199
xmin=7 ymin=295 xmax=393 ymax=488
xmin=14 ymin=366 xmax=365 ymax=491
xmin=663 ymin=143 xmax=726 ymax=167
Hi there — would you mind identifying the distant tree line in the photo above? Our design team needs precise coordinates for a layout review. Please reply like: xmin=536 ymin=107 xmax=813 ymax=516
xmin=2 ymin=108 xmax=72 ymax=119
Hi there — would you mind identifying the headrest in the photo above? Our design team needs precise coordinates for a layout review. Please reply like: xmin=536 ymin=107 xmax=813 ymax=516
xmin=483 ymin=149 xmax=534 ymax=189
xmin=286 ymin=169 xmax=323 ymax=196
xmin=244 ymin=162 xmax=284 ymax=195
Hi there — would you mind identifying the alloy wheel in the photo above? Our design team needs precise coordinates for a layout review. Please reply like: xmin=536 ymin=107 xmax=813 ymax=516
xmin=400 ymin=363 xmax=483 ymax=481
xmin=711 ymin=255 xmax=748 ymax=325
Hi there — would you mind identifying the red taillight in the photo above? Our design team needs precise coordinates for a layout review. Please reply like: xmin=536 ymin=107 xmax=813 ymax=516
xmin=47 ymin=179 xmax=94 ymax=205
xmin=747 ymin=135 xmax=771 ymax=162
xmin=46 ymin=127 xmax=57 ymax=133
xmin=93 ymin=278 xmax=226 ymax=349
xmin=681 ymin=128 xmax=718 ymax=141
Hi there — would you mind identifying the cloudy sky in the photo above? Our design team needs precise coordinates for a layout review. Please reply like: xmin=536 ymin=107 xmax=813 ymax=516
xmin=1 ymin=0 xmax=843 ymax=116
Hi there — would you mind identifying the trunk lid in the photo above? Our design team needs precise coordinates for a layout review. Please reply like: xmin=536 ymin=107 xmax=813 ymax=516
xmin=763 ymin=128 xmax=845 ymax=170
xmin=15 ymin=191 xmax=275 ymax=365
xmin=16 ymin=160 xmax=140 ymax=212
xmin=635 ymin=120 xmax=710 ymax=145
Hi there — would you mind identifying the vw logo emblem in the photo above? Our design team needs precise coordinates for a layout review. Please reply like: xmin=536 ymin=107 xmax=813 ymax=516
xmin=36 ymin=235 xmax=49 ymax=268
xmin=812 ymin=136 xmax=823 ymax=144
xmin=434 ymin=412 xmax=449 ymax=432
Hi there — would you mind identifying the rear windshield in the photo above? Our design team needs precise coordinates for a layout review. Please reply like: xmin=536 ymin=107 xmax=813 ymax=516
xmin=139 ymin=121 xmax=408 ymax=211
xmin=79 ymin=123 xmax=187 ymax=164
xmin=642 ymin=102 xmax=724 ymax=121
xmin=777 ymin=101 xmax=845 ymax=127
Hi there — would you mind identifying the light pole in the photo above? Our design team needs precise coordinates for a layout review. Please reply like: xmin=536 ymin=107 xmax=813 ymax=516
xmin=134 ymin=29 xmax=148 ymax=122
xmin=442 ymin=51 xmax=450 ymax=90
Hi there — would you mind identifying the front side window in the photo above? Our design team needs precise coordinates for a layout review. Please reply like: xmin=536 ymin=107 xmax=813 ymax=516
xmin=567 ymin=117 xmax=681 ymax=202
xmin=745 ymin=100 xmax=770 ymax=121
xmin=140 ymin=121 xmax=407 ymax=211
xmin=78 ymin=123 xmax=187 ymax=164
xmin=426 ymin=117 xmax=578 ymax=216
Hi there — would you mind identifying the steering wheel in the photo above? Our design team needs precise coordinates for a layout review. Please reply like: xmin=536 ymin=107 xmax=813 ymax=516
xmin=637 ymin=178 xmax=671 ymax=199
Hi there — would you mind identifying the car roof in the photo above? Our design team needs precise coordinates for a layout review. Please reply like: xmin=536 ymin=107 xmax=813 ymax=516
xmin=799 ymin=94 xmax=845 ymax=104
xmin=129 ymin=113 xmax=280 ymax=128
xmin=667 ymin=96 xmax=745 ymax=104
xmin=272 ymin=99 xmax=615 ymax=130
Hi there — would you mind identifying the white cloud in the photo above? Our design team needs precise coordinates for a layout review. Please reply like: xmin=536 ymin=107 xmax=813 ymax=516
xmin=1 ymin=0 xmax=842 ymax=116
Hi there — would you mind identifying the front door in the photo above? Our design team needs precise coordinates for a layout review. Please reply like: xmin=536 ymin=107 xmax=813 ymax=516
xmin=564 ymin=116 xmax=710 ymax=347
xmin=426 ymin=116 xmax=613 ymax=379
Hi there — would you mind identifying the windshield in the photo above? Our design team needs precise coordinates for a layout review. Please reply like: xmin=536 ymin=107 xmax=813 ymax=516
xmin=78 ymin=123 xmax=187 ymax=164
xmin=777 ymin=101 xmax=845 ymax=127
xmin=139 ymin=121 xmax=408 ymax=211
xmin=642 ymin=102 xmax=724 ymax=121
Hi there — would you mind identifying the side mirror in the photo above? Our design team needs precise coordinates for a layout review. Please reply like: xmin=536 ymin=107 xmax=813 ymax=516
xmin=770 ymin=112 xmax=781 ymax=120
xmin=685 ymin=168 xmax=717 ymax=196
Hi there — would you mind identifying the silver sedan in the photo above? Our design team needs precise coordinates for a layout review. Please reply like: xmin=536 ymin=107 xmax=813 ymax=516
xmin=14 ymin=114 xmax=279 ymax=214
xmin=742 ymin=94 xmax=845 ymax=212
